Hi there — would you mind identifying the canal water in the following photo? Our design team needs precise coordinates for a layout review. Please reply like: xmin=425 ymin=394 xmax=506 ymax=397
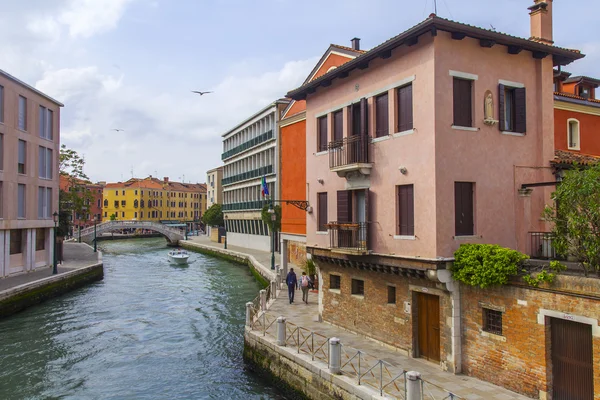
xmin=0 ymin=238 xmax=284 ymax=400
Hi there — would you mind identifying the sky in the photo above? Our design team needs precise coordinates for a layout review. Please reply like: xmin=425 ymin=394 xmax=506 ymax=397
xmin=1 ymin=0 xmax=598 ymax=184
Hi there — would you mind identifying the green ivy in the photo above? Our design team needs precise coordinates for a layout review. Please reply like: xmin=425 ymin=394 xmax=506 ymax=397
xmin=452 ymin=244 xmax=529 ymax=288
xmin=304 ymin=258 xmax=316 ymax=276
xmin=521 ymin=260 xmax=567 ymax=287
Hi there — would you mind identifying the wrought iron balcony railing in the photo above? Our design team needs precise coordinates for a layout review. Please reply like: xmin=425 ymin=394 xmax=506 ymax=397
xmin=529 ymin=232 xmax=564 ymax=260
xmin=326 ymin=221 xmax=369 ymax=253
xmin=328 ymin=135 xmax=371 ymax=170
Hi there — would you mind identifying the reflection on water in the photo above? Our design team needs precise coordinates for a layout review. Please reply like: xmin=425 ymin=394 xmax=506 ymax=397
xmin=0 ymin=238 xmax=285 ymax=400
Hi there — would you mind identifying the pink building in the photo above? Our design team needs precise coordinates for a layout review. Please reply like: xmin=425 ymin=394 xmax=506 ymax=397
xmin=287 ymin=1 xmax=599 ymax=398
xmin=0 ymin=69 xmax=62 ymax=277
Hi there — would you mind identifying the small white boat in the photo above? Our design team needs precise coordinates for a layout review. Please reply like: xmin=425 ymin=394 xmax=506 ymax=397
xmin=168 ymin=249 xmax=190 ymax=264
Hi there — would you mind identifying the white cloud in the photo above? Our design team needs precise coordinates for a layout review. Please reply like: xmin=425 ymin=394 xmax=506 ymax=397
xmin=58 ymin=0 xmax=135 ymax=38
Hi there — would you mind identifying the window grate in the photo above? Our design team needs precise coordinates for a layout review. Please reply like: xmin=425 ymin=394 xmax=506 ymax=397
xmin=387 ymin=286 xmax=396 ymax=304
xmin=483 ymin=308 xmax=503 ymax=335
xmin=351 ymin=279 xmax=364 ymax=296
xmin=330 ymin=274 xmax=341 ymax=290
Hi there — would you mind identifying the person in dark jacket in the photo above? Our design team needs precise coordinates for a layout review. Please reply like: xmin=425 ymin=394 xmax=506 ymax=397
xmin=286 ymin=268 xmax=298 ymax=304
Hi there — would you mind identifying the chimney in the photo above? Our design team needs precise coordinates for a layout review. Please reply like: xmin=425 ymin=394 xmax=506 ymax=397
xmin=164 ymin=177 xmax=169 ymax=183
xmin=528 ymin=0 xmax=553 ymax=45
xmin=351 ymin=37 xmax=361 ymax=51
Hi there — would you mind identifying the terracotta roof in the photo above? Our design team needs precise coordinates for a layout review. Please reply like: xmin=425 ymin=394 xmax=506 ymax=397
xmin=554 ymin=92 xmax=600 ymax=105
xmin=330 ymin=44 xmax=367 ymax=54
xmin=552 ymin=150 xmax=600 ymax=166
xmin=287 ymin=14 xmax=584 ymax=100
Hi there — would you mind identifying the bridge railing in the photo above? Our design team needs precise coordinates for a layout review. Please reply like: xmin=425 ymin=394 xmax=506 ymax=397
xmin=80 ymin=220 xmax=185 ymax=238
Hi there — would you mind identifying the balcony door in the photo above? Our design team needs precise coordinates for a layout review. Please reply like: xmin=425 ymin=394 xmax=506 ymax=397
xmin=337 ymin=190 xmax=353 ymax=248
xmin=349 ymin=98 xmax=368 ymax=163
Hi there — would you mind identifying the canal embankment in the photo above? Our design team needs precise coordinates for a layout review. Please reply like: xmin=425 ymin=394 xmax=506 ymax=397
xmin=0 ymin=242 xmax=103 ymax=318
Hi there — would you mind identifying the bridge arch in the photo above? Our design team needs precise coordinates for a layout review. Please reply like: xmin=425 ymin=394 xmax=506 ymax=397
xmin=79 ymin=221 xmax=185 ymax=245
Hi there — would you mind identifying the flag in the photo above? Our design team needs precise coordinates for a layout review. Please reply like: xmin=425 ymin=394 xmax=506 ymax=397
xmin=261 ymin=176 xmax=269 ymax=197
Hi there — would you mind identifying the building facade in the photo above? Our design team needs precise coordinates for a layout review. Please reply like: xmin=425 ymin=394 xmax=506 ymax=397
xmin=206 ymin=166 xmax=223 ymax=208
xmin=221 ymin=100 xmax=289 ymax=252
xmin=279 ymin=42 xmax=364 ymax=270
xmin=59 ymin=175 xmax=104 ymax=235
xmin=0 ymin=69 xmax=63 ymax=277
xmin=287 ymin=1 xmax=598 ymax=398
xmin=102 ymin=176 xmax=206 ymax=230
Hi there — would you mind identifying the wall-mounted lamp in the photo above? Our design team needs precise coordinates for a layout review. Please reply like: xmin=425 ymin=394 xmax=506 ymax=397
xmin=317 ymin=178 xmax=324 ymax=184
xmin=399 ymin=166 xmax=408 ymax=175
xmin=306 ymin=206 xmax=313 ymax=214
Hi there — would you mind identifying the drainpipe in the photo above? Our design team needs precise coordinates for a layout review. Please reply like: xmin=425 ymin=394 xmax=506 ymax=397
xmin=428 ymin=267 xmax=462 ymax=373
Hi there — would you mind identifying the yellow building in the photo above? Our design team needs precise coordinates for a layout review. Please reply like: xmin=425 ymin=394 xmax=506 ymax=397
xmin=102 ymin=176 xmax=207 ymax=227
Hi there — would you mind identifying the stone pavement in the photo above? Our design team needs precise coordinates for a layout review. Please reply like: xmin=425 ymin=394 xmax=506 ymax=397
xmin=0 ymin=242 xmax=101 ymax=292
xmin=184 ymin=235 xmax=531 ymax=400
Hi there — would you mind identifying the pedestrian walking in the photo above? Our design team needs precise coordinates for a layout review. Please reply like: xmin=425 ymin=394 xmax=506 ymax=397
xmin=286 ymin=268 xmax=298 ymax=304
xmin=300 ymin=271 xmax=312 ymax=304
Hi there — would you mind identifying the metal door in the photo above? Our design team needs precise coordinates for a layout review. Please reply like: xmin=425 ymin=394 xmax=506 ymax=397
xmin=551 ymin=318 xmax=593 ymax=400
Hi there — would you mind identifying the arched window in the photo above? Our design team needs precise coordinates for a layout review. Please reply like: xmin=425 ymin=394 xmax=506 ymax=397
xmin=134 ymin=199 xmax=139 ymax=208
xmin=140 ymin=199 xmax=145 ymax=208
xmin=103 ymin=199 xmax=108 ymax=207
xmin=567 ymin=118 xmax=580 ymax=150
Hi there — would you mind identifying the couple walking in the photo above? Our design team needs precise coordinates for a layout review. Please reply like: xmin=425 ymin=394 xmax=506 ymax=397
xmin=285 ymin=268 xmax=312 ymax=304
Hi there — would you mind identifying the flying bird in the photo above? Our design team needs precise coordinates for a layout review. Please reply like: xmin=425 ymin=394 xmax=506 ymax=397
xmin=191 ymin=90 xmax=213 ymax=96
xmin=112 ymin=128 xmax=124 ymax=132
xmin=490 ymin=24 xmax=496 ymax=31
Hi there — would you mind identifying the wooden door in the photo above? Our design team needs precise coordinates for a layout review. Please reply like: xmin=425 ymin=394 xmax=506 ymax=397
xmin=551 ymin=318 xmax=594 ymax=400
xmin=416 ymin=292 xmax=440 ymax=362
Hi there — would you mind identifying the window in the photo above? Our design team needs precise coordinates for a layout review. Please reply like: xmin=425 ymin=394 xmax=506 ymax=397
xmin=330 ymin=274 xmax=341 ymax=290
xmin=455 ymin=182 xmax=474 ymax=236
xmin=0 ymin=133 xmax=3 ymax=170
xmin=568 ymin=119 xmax=580 ymax=150
xmin=104 ymin=199 xmax=108 ymax=207
xmin=134 ymin=212 xmax=138 ymax=219
xmin=387 ymin=286 xmax=396 ymax=304
xmin=578 ymin=85 xmax=591 ymax=99
xmin=122 ymin=190 xmax=125 ymax=195
xmin=140 ymin=211 xmax=144 ymax=218
xmin=36 ymin=228 xmax=46 ymax=251
xmin=104 ymin=212 xmax=107 ymax=217
xmin=38 ymin=187 xmax=52 ymax=218
xmin=397 ymin=185 xmax=414 ymax=236
xmin=351 ymin=279 xmax=364 ymax=296
xmin=18 ymin=140 xmax=26 ymax=174
xmin=18 ymin=96 xmax=27 ymax=131
xmin=39 ymin=106 xmax=53 ymax=140
xmin=317 ymin=192 xmax=328 ymax=232
xmin=0 ymin=85 xmax=3 ymax=123
xmin=499 ymin=84 xmax=526 ymax=133
xmin=317 ymin=116 xmax=328 ymax=152
xmin=134 ymin=199 xmax=139 ymax=208
xmin=97 ymin=199 xmax=101 ymax=208
xmin=396 ymin=84 xmax=413 ymax=132
xmin=375 ymin=93 xmax=389 ymax=137
xmin=121 ymin=200 xmax=126 ymax=207
xmin=114 ymin=200 xmax=119 ymax=208
xmin=135 ymin=190 xmax=138 ymax=195
xmin=482 ymin=308 xmax=503 ymax=335
xmin=10 ymin=230 xmax=23 ymax=255
xmin=18 ymin=184 xmax=26 ymax=218
xmin=38 ymin=146 xmax=53 ymax=179
xmin=333 ymin=110 xmax=343 ymax=142
xmin=453 ymin=78 xmax=473 ymax=127
xmin=122 ymin=212 xmax=125 ymax=218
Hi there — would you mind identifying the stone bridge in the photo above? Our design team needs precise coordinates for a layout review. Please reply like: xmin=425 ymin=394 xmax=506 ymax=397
xmin=79 ymin=221 xmax=185 ymax=245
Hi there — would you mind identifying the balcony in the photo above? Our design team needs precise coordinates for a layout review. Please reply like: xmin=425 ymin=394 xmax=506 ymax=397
xmin=326 ymin=221 xmax=369 ymax=254
xmin=529 ymin=232 xmax=566 ymax=260
xmin=328 ymin=136 xmax=372 ymax=179
xmin=222 ymin=165 xmax=273 ymax=186
xmin=221 ymin=129 xmax=274 ymax=161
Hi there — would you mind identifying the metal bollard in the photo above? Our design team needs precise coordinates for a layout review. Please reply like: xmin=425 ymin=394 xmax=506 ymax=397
xmin=329 ymin=337 xmax=341 ymax=374
xmin=260 ymin=289 xmax=267 ymax=311
xmin=276 ymin=271 xmax=281 ymax=290
xmin=406 ymin=371 xmax=422 ymax=400
xmin=245 ymin=302 xmax=253 ymax=327
xmin=276 ymin=316 xmax=286 ymax=346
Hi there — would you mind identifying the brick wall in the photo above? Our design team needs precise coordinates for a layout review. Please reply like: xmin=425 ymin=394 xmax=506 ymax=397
xmin=317 ymin=260 xmax=456 ymax=372
xmin=461 ymin=275 xmax=600 ymax=398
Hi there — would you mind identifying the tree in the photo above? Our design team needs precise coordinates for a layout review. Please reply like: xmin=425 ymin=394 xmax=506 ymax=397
xmin=59 ymin=145 xmax=94 ymax=236
xmin=544 ymin=163 xmax=600 ymax=276
xmin=202 ymin=204 xmax=224 ymax=227
xmin=261 ymin=203 xmax=281 ymax=232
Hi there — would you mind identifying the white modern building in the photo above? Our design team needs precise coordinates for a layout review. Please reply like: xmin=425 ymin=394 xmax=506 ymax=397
xmin=221 ymin=99 xmax=289 ymax=251
xmin=206 ymin=166 xmax=223 ymax=208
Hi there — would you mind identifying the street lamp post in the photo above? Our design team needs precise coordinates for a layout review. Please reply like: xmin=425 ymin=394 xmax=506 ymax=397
xmin=53 ymin=211 xmax=59 ymax=275
xmin=93 ymin=216 xmax=97 ymax=253
xmin=268 ymin=203 xmax=276 ymax=270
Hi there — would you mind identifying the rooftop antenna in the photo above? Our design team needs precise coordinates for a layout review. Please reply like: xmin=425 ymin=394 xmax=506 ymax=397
xmin=434 ymin=0 xmax=437 ymax=14
xmin=130 ymin=166 xmax=134 ymax=179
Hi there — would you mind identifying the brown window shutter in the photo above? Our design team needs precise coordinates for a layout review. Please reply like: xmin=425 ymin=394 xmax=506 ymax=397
xmin=318 ymin=116 xmax=328 ymax=151
xmin=318 ymin=192 xmax=328 ymax=231
xmin=498 ymin=84 xmax=505 ymax=131
xmin=453 ymin=78 xmax=472 ymax=127
xmin=514 ymin=87 xmax=526 ymax=134
xmin=351 ymin=103 xmax=361 ymax=136
xmin=398 ymin=185 xmax=414 ymax=236
xmin=398 ymin=84 xmax=414 ymax=132
xmin=360 ymin=97 xmax=368 ymax=136
xmin=375 ymin=93 xmax=389 ymax=137
xmin=454 ymin=182 xmax=474 ymax=236
xmin=337 ymin=190 xmax=353 ymax=222
xmin=334 ymin=110 xmax=343 ymax=142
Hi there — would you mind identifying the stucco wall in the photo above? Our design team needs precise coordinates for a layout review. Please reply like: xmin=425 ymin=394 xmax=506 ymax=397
xmin=226 ymin=232 xmax=270 ymax=252
xmin=281 ymin=119 xmax=307 ymax=235
xmin=554 ymin=106 xmax=600 ymax=155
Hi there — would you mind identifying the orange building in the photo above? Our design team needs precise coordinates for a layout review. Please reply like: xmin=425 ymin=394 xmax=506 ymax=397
xmin=279 ymin=40 xmax=364 ymax=270
xmin=553 ymin=72 xmax=600 ymax=163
